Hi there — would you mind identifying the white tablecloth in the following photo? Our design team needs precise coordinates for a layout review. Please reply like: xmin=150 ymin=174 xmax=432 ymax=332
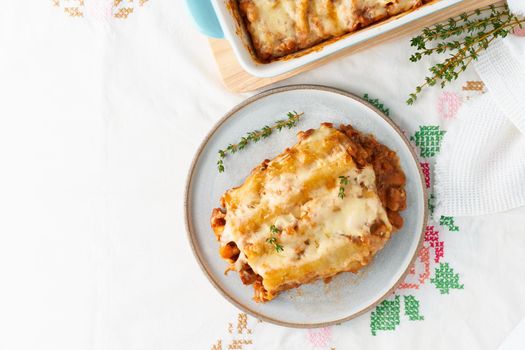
xmin=1 ymin=1 xmax=524 ymax=349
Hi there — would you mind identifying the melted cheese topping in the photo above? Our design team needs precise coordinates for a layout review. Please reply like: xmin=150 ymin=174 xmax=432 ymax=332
xmin=219 ymin=125 xmax=392 ymax=295
xmin=239 ymin=0 xmax=424 ymax=60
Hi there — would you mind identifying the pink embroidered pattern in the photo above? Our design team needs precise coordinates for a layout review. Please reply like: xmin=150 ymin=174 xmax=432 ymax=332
xmin=420 ymin=162 xmax=431 ymax=189
xmin=437 ymin=92 xmax=462 ymax=120
xmin=425 ymin=226 xmax=444 ymax=263
xmin=307 ymin=327 xmax=333 ymax=348
xmin=513 ymin=27 xmax=525 ymax=37
xmin=398 ymin=247 xmax=431 ymax=290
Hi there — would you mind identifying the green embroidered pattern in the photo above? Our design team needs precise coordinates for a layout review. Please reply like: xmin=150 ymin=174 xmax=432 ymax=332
xmin=404 ymin=296 xmax=424 ymax=321
xmin=431 ymin=263 xmax=464 ymax=294
xmin=410 ymin=126 xmax=446 ymax=158
xmin=440 ymin=216 xmax=459 ymax=231
xmin=370 ymin=296 xmax=400 ymax=335
xmin=363 ymin=94 xmax=390 ymax=116
xmin=428 ymin=194 xmax=435 ymax=218
xmin=365 ymin=97 xmax=466 ymax=337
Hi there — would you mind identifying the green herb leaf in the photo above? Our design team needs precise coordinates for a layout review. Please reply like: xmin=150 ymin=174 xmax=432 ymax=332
xmin=267 ymin=225 xmax=284 ymax=252
xmin=216 ymin=111 xmax=304 ymax=172
xmin=407 ymin=4 xmax=524 ymax=104
xmin=338 ymin=175 xmax=350 ymax=199
xmin=217 ymin=158 xmax=225 ymax=173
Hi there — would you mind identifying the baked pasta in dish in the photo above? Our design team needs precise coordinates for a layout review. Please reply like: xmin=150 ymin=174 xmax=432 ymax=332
xmin=238 ymin=0 xmax=433 ymax=61
xmin=210 ymin=123 xmax=407 ymax=302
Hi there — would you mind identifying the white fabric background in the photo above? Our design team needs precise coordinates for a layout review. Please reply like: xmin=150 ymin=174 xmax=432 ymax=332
xmin=0 ymin=1 xmax=524 ymax=349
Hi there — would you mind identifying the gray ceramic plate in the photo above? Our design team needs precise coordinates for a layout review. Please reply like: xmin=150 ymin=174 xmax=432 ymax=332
xmin=185 ymin=85 xmax=427 ymax=328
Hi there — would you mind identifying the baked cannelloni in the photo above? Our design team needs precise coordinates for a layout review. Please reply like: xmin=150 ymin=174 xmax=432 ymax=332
xmin=238 ymin=0 xmax=432 ymax=61
xmin=211 ymin=123 xmax=406 ymax=302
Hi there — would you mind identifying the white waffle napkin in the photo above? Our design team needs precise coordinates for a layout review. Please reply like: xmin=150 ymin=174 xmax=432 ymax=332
xmin=435 ymin=34 xmax=525 ymax=216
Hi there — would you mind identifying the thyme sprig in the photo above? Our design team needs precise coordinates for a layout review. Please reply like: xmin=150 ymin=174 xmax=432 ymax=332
xmin=407 ymin=4 xmax=525 ymax=105
xmin=266 ymin=225 xmax=284 ymax=252
xmin=217 ymin=111 xmax=304 ymax=173
xmin=338 ymin=176 xmax=350 ymax=199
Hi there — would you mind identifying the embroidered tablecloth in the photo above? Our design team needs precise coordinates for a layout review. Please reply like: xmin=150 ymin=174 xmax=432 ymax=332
xmin=1 ymin=2 xmax=524 ymax=349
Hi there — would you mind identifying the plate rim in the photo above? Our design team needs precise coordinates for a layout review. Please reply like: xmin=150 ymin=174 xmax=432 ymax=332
xmin=184 ymin=84 xmax=428 ymax=328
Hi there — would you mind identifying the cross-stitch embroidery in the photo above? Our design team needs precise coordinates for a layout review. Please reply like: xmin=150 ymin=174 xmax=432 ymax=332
xmin=462 ymin=81 xmax=485 ymax=92
xmin=437 ymin=92 xmax=462 ymax=120
xmin=420 ymin=162 xmax=431 ymax=189
xmin=363 ymin=93 xmax=390 ymax=116
xmin=431 ymin=263 xmax=464 ymax=294
xmin=404 ymin=295 xmax=424 ymax=321
xmin=398 ymin=247 xmax=431 ymax=290
xmin=211 ymin=313 xmax=254 ymax=350
xmin=410 ymin=126 xmax=446 ymax=158
xmin=367 ymin=96 xmax=464 ymax=336
xmin=211 ymin=340 xmax=222 ymax=350
xmin=370 ymin=296 xmax=401 ymax=336
xmin=428 ymin=194 xmax=436 ymax=218
xmin=52 ymin=0 xmax=150 ymax=19
xmin=425 ymin=226 xmax=444 ymax=263
xmin=440 ymin=216 xmax=459 ymax=231
xmin=307 ymin=327 xmax=333 ymax=348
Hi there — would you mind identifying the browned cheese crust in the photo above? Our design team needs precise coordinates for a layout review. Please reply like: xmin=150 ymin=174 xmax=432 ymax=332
xmin=238 ymin=0 xmax=433 ymax=61
xmin=210 ymin=123 xmax=406 ymax=302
